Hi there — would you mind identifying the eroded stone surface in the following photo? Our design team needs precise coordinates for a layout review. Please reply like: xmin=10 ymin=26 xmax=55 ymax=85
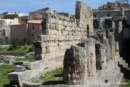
xmin=63 ymin=45 xmax=87 ymax=85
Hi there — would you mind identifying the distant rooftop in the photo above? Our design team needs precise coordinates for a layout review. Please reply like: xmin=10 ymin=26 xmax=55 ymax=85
xmin=98 ymin=1 xmax=130 ymax=10
xmin=28 ymin=20 xmax=42 ymax=24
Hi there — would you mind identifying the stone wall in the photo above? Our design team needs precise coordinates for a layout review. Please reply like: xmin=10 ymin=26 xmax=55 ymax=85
xmin=76 ymin=1 xmax=93 ymax=36
xmin=34 ymin=1 xmax=94 ymax=60
xmin=62 ymin=30 xmax=124 ymax=87
xmin=8 ymin=56 xmax=63 ymax=87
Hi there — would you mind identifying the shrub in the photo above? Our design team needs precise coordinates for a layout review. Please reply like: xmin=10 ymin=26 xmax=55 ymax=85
xmin=12 ymin=39 xmax=18 ymax=49
xmin=23 ymin=38 xmax=27 ymax=45
xmin=18 ymin=39 xmax=22 ymax=48
xmin=28 ymin=46 xmax=34 ymax=52
xmin=11 ymin=38 xmax=23 ymax=49
xmin=23 ymin=45 xmax=28 ymax=50
xmin=7 ymin=46 xmax=13 ymax=50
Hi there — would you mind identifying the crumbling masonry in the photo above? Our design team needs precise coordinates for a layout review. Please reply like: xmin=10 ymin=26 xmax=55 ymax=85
xmin=8 ymin=1 xmax=128 ymax=87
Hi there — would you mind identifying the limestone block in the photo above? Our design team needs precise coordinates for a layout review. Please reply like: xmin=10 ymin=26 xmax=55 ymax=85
xmin=15 ymin=65 xmax=26 ymax=72
xmin=5 ymin=59 xmax=15 ymax=65
xmin=55 ymin=19 xmax=59 ymax=24
xmin=63 ymin=21 xmax=67 ymax=26
xmin=46 ymin=23 xmax=50 ymax=29
xmin=49 ymin=24 xmax=55 ymax=29
xmin=55 ymin=24 xmax=60 ymax=30
xmin=41 ymin=35 xmax=57 ymax=41
xmin=43 ymin=51 xmax=64 ymax=59
xmin=50 ymin=18 xmax=56 ymax=24
xmin=8 ymin=72 xmax=24 ymax=81
xmin=45 ymin=16 xmax=51 ymax=23
xmin=63 ymin=45 xmax=87 ymax=85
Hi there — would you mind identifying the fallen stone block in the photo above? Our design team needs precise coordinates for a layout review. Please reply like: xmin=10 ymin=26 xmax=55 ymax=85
xmin=15 ymin=65 xmax=26 ymax=72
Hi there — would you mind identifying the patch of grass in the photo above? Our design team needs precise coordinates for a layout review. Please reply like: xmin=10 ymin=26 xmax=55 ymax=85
xmin=0 ymin=74 xmax=10 ymax=87
xmin=0 ymin=65 xmax=14 ymax=87
xmin=32 ymin=67 xmax=63 ymax=83
xmin=125 ymin=79 xmax=130 ymax=87
xmin=0 ymin=46 xmax=29 ymax=53
xmin=15 ymin=57 xmax=34 ymax=62
xmin=0 ymin=65 xmax=14 ymax=73
xmin=120 ymin=67 xmax=130 ymax=87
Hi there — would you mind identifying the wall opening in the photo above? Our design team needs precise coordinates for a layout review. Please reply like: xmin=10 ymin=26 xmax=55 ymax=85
xmin=87 ymin=25 xmax=89 ymax=37
xmin=105 ymin=19 xmax=112 ymax=29
xmin=93 ymin=19 xmax=98 ymax=29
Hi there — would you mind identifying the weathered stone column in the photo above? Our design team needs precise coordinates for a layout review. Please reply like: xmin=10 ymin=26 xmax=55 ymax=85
xmin=112 ymin=7 xmax=124 ymax=56
xmin=96 ymin=31 xmax=110 ymax=62
xmin=109 ymin=35 xmax=115 ymax=59
xmin=95 ymin=42 xmax=106 ymax=70
xmin=115 ymin=41 xmax=119 ymax=56
xmin=84 ymin=38 xmax=96 ymax=77
xmin=104 ymin=38 xmax=111 ymax=62
xmin=63 ymin=45 xmax=87 ymax=85
xmin=114 ymin=21 xmax=123 ymax=56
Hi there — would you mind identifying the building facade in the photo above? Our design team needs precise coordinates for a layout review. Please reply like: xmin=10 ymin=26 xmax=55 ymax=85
xmin=28 ymin=20 xmax=42 ymax=44
xmin=0 ymin=18 xmax=21 ymax=44
xmin=10 ymin=24 xmax=28 ymax=42
xmin=93 ymin=1 xmax=130 ymax=30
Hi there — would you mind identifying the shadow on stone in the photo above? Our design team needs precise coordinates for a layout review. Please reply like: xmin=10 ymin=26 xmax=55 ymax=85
xmin=4 ymin=84 xmax=11 ymax=87
xmin=42 ymin=81 xmax=64 ymax=85
xmin=54 ymin=74 xmax=63 ymax=77
xmin=118 ymin=63 xmax=126 ymax=73
xmin=124 ymin=68 xmax=130 ymax=80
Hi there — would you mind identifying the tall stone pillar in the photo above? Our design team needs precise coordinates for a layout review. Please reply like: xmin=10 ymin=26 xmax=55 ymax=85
xmin=95 ymin=42 xmax=106 ymax=70
xmin=79 ymin=38 xmax=96 ymax=77
xmin=112 ymin=7 xmax=124 ymax=56
xmin=109 ymin=35 xmax=115 ymax=59
xmin=63 ymin=45 xmax=87 ymax=85
xmin=114 ymin=20 xmax=123 ymax=56
xmin=96 ymin=31 xmax=110 ymax=61
xmin=84 ymin=38 xmax=96 ymax=77
xmin=115 ymin=41 xmax=119 ymax=56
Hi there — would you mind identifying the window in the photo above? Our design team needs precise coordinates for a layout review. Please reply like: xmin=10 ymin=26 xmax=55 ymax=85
xmin=3 ymin=30 xmax=5 ymax=36
xmin=107 ymin=14 xmax=110 ymax=16
xmin=108 ymin=6 xmax=111 ymax=8
xmin=87 ymin=25 xmax=89 ymax=37
xmin=32 ymin=34 xmax=33 ymax=36
xmin=93 ymin=20 xmax=99 ymax=29
xmin=105 ymin=19 xmax=112 ymax=29
xmin=110 ymin=29 xmax=113 ymax=32
xmin=32 ymin=25 xmax=34 ymax=30
xmin=93 ymin=15 xmax=96 ymax=17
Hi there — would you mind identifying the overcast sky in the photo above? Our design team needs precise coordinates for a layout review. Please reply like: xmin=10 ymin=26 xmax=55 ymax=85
xmin=0 ymin=0 xmax=117 ymax=15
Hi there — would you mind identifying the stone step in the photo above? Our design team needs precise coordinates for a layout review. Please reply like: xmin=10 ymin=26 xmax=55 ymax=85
xmin=91 ymin=64 xmax=116 ymax=87
xmin=101 ymin=66 xmax=121 ymax=87
xmin=111 ymin=73 xmax=123 ymax=87
xmin=96 ymin=70 xmax=102 ymax=78
xmin=124 ymin=62 xmax=128 ymax=69
xmin=119 ymin=60 xmax=125 ymax=65
xmin=88 ymin=57 xmax=124 ymax=87
xmin=87 ymin=77 xmax=96 ymax=87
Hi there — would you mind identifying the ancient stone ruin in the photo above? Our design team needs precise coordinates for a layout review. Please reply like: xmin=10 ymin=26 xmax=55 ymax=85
xmin=8 ymin=1 xmax=128 ymax=87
